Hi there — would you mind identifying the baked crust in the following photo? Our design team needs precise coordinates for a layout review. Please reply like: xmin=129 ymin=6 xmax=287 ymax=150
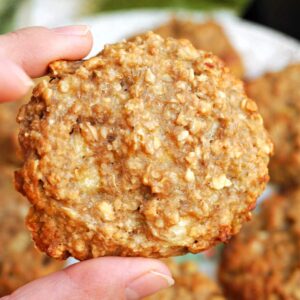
xmin=0 ymin=166 xmax=63 ymax=296
xmin=246 ymin=64 xmax=300 ymax=187
xmin=219 ymin=190 xmax=300 ymax=300
xmin=16 ymin=33 xmax=271 ymax=260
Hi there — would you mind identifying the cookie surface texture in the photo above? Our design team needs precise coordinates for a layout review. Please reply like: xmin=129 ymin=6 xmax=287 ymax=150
xmin=16 ymin=33 xmax=271 ymax=260
xmin=147 ymin=19 xmax=244 ymax=78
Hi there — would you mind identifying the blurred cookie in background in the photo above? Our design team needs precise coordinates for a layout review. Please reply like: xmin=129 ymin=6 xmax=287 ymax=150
xmin=145 ymin=259 xmax=226 ymax=300
xmin=0 ymin=100 xmax=24 ymax=165
xmin=246 ymin=64 xmax=300 ymax=188
xmin=0 ymin=166 xmax=64 ymax=297
xmin=219 ymin=189 xmax=300 ymax=300
xmin=132 ymin=18 xmax=244 ymax=78
xmin=0 ymin=78 xmax=44 ymax=165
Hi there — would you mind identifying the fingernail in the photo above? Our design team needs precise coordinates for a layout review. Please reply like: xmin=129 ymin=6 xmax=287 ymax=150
xmin=125 ymin=270 xmax=174 ymax=300
xmin=53 ymin=25 xmax=90 ymax=36
xmin=9 ymin=61 xmax=33 ymax=87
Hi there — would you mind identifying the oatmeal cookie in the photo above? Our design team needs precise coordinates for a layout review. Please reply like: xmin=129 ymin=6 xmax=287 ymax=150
xmin=145 ymin=259 xmax=225 ymax=300
xmin=0 ymin=166 xmax=63 ymax=297
xmin=219 ymin=189 xmax=300 ymax=300
xmin=246 ymin=64 xmax=300 ymax=187
xmin=133 ymin=19 xmax=244 ymax=78
xmin=16 ymin=33 xmax=271 ymax=260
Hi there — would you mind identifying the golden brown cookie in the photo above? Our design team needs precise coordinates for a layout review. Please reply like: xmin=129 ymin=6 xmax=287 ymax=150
xmin=0 ymin=166 xmax=63 ymax=297
xmin=246 ymin=64 xmax=300 ymax=187
xmin=133 ymin=19 xmax=244 ymax=78
xmin=16 ymin=33 xmax=271 ymax=260
xmin=219 ymin=190 xmax=300 ymax=300
xmin=145 ymin=260 xmax=225 ymax=300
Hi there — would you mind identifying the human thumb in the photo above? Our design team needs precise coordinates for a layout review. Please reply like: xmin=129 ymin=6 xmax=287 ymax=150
xmin=4 ymin=257 xmax=174 ymax=300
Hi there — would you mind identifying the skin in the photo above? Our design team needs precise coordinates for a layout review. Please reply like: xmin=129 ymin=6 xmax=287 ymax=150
xmin=0 ymin=26 xmax=173 ymax=300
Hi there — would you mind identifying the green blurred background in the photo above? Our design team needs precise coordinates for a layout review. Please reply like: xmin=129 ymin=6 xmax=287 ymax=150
xmin=92 ymin=0 xmax=249 ymax=12
xmin=1 ymin=0 xmax=299 ymax=43
xmin=0 ymin=0 xmax=250 ymax=34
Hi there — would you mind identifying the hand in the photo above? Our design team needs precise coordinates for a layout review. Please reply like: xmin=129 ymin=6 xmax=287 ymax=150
xmin=0 ymin=26 xmax=173 ymax=299
xmin=0 ymin=25 xmax=93 ymax=102
xmin=3 ymin=258 xmax=173 ymax=300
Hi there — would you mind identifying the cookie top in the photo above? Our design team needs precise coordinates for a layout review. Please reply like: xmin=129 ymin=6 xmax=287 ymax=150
xmin=149 ymin=19 xmax=244 ymax=78
xmin=246 ymin=64 xmax=300 ymax=187
xmin=16 ymin=33 xmax=271 ymax=260
xmin=219 ymin=189 xmax=300 ymax=300
xmin=145 ymin=260 xmax=225 ymax=300
xmin=0 ymin=166 xmax=63 ymax=296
